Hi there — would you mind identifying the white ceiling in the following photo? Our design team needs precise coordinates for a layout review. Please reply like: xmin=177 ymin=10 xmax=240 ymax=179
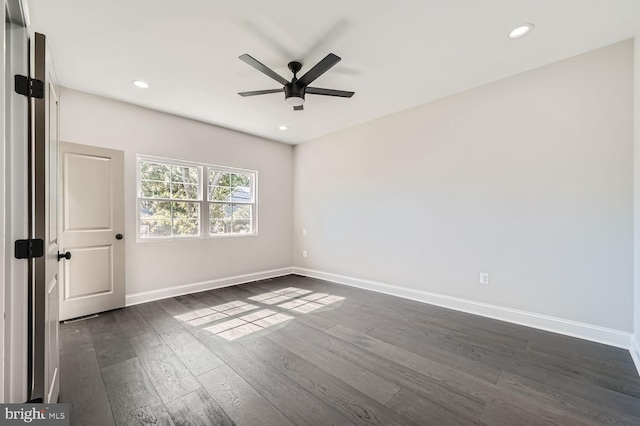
xmin=26 ymin=0 xmax=640 ymax=144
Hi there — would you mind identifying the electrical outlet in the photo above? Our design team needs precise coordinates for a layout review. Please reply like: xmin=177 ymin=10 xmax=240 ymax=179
xmin=302 ymin=250 xmax=307 ymax=258
xmin=302 ymin=228 xmax=307 ymax=236
xmin=479 ymin=272 xmax=489 ymax=285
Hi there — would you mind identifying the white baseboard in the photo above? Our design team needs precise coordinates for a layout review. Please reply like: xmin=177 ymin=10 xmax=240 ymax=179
xmin=631 ymin=336 xmax=640 ymax=375
xmin=125 ymin=267 xmax=294 ymax=306
xmin=292 ymin=267 xmax=633 ymax=350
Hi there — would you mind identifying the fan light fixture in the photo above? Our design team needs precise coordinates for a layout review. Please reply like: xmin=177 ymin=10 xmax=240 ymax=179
xmin=279 ymin=125 xmax=288 ymax=131
xmin=508 ymin=24 xmax=534 ymax=39
xmin=133 ymin=80 xmax=149 ymax=88
xmin=285 ymin=96 xmax=305 ymax=107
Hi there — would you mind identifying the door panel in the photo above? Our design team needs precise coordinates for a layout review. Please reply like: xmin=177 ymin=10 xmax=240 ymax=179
xmin=48 ymin=82 xmax=58 ymax=244
xmin=31 ymin=32 xmax=59 ymax=403
xmin=64 ymin=246 xmax=113 ymax=299
xmin=45 ymin=79 xmax=60 ymax=403
xmin=59 ymin=142 xmax=125 ymax=321
xmin=64 ymin=153 xmax=112 ymax=230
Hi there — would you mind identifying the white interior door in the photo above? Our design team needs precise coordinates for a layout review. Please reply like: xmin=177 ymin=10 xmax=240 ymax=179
xmin=31 ymin=32 xmax=60 ymax=403
xmin=59 ymin=142 xmax=125 ymax=321
xmin=44 ymin=61 xmax=60 ymax=405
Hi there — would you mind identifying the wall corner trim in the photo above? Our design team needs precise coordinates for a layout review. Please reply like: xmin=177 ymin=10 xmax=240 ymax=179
xmin=631 ymin=336 xmax=640 ymax=376
xmin=125 ymin=267 xmax=294 ymax=306
xmin=292 ymin=267 xmax=633 ymax=350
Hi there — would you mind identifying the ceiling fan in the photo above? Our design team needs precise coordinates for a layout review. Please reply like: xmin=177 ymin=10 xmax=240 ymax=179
xmin=238 ymin=53 xmax=354 ymax=111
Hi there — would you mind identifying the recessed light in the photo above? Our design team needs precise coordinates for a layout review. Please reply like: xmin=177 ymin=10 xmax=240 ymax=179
xmin=279 ymin=125 xmax=288 ymax=131
xmin=133 ymin=80 xmax=149 ymax=89
xmin=508 ymin=23 xmax=534 ymax=39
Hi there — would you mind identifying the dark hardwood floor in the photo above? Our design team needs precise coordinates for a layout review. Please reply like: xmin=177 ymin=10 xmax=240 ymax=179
xmin=59 ymin=275 xmax=640 ymax=425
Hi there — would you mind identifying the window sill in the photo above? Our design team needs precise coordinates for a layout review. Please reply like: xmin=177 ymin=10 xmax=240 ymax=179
xmin=136 ymin=233 xmax=258 ymax=243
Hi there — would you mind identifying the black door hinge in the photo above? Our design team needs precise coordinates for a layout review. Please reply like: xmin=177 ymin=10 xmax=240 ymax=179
xmin=14 ymin=75 xmax=44 ymax=99
xmin=15 ymin=239 xmax=45 ymax=259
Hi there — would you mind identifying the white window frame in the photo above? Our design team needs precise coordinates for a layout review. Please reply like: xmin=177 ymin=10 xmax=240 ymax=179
xmin=136 ymin=155 xmax=258 ymax=241
xmin=206 ymin=165 xmax=257 ymax=237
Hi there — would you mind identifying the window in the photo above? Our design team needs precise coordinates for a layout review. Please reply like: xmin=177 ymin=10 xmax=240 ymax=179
xmin=137 ymin=156 xmax=256 ymax=240
xmin=208 ymin=169 xmax=254 ymax=235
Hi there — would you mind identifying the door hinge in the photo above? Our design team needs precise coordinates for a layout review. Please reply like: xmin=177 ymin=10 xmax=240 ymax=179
xmin=14 ymin=75 xmax=44 ymax=99
xmin=15 ymin=239 xmax=45 ymax=259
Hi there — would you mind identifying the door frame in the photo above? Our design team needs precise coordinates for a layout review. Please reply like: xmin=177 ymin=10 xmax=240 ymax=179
xmin=2 ymin=0 xmax=30 ymax=403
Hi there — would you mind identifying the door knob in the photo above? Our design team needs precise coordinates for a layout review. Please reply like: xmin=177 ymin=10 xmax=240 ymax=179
xmin=115 ymin=234 xmax=123 ymax=240
xmin=57 ymin=251 xmax=71 ymax=261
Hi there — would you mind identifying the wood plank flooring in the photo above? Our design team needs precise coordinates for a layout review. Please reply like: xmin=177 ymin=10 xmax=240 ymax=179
xmin=58 ymin=275 xmax=640 ymax=426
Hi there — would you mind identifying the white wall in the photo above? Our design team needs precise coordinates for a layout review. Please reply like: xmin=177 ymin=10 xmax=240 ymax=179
xmin=59 ymin=88 xmax=293 ymax=296
xmin=294 ymin=40 xmax=634 ymax=332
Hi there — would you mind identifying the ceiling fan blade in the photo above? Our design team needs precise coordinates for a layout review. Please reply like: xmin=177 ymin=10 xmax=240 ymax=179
xmin=306 ymin=87 xmax=354 ymax=98
xmin=298 ymin=53 xmax=341 ymax=86
xmin=239 ymin=54 xmax=289 ymax=86
xmin=238 ymin=89 xmax=283 ymax=97
xmin=294 ymin=105 xmax=304 ymax=111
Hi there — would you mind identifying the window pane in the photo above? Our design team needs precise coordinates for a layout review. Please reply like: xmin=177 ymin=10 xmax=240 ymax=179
xmin=209 ymin=203 xmax=229 ymax=219
xmin=209 ymin=170 xmax=231 ymax=187
xmin=232 ymin=205 xmax=252 ymax=234
xmin=231 ymin=173 xmax=251 ymax=187
xmin=140 ymin=201 xmax=200 ymax=238
xmin=140 ymin=180 xmax=170 ymax=199
xmin=171 ymin=165 xmax=199 ymax=184
xmin=208 ymin=170 xmax=253 ymax=201
xmin=207 ymin=205 xmax=254 ymax=234
xmin=209 ymin=185 xmax=230 ymax=201
xmin=232 ymin=204 xmax=251 ymax=219
xmin=172 ymin=202 xmax=199 ymax=219
xmin=232 ymin=219 xmax=251 ymax=234
xmin=140 ymin=162 xmax=170 ymax=182
xmin=231 ymin=174 xmax=251 ymax=202
xmin=173 ymin=219 xmax=199 ymax=236
xmin=171 ymin=183 xmax=199 ymax=200
xmin=209 ymin=203 xmax=233 ymax=235
xmin=140 ymin=200 xmax=172 ymax=219
xmin=140 ymin=219 xmax=172 ymax=238
xmin=209 ymin=220 xmax=229 ymax=234
xmin=230 ymin=187 xmax=251 ymax=202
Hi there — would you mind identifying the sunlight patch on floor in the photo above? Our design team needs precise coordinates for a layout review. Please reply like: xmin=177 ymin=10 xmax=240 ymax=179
xmin=172 ymin=287 xmax=344 ymax=341
xmin=204 ymin=310 xmax=295 ymax=341
xmin=248 ymin=287 xmax=313 ymax=305
xmin=278 ymin=293 xmax=345 ymax=313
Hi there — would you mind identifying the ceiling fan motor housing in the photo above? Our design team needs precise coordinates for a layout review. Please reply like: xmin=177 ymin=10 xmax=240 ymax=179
xmin=284 ymin=82 xmax=305 ymax=105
